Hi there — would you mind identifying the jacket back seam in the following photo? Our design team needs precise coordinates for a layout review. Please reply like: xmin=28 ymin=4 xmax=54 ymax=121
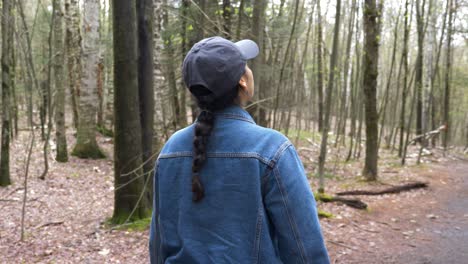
xmin=272 ymin=166 xmax=308 ymax=264
xmin=158 ymin=152 xmax=272 ymax=166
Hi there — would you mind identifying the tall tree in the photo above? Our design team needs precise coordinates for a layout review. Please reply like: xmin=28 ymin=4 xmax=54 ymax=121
xmin=65 ymin=0 xmax=81 ymax=130
xmin=162 ymin=0 xmax=183 ymax=129
xmin=336 ymin=0 xmax=357 ymax=145
xmin=362 ymin=0 xmax=381 ymax=180
xmin=415 ymin=0 xmax=426 ymax=138
xmin=0 ymin=0 xmax=14 ymax=186
xmin=317 ymin=0 xmax=342 ymax=193
xmin=138 ymin=0 xmax=155 ymax=207
xmin=222 ymin=0 xmax=232 ymax=39
xmin=443 ymin=0 xmax=455 ymax=148
xmin=398 ymin=0 xmax=411 ymax=156
xmin=40 ymin=0 xmax=58 ymax=180
xmin=113 ymin=0 xmax=150 ymax=224
xmin=54 ymin=0 xmax=68 ymax=162
xmin=250 ymin=0 xmax=268 ymax=126
xmin=315 ymin=0 xmax=324 ymax=132
xmin=71 ymin=0 xmax=105 ymax=159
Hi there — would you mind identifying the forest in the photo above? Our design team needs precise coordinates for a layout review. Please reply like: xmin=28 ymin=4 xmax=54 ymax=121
xmin=1 ymin=0 xmax=467 ymax=263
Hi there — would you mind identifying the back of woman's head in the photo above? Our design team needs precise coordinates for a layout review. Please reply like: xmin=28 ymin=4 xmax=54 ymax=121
xmin=182 ymin=36 xmax=259 ymax=202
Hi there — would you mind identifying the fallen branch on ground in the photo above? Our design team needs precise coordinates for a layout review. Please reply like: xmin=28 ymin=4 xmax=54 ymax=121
xmin=37 ymin=221 xmax=64 ymax=229
xmin=316 ymin=193 xmax=368 ymax=210
xmin=409 ymin=125 xmax=446 ymax=145
xmin=336 ymin=182 xmax=428 ymax=196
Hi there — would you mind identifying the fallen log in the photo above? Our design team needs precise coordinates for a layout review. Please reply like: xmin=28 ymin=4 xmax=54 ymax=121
xmin=336 ymin=182 xmax=428 ymax=196
xmin=315 ymin=193 xmax=368 ymax=210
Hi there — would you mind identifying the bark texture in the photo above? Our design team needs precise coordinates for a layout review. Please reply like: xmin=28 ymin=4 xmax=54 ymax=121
xmin=0 ymin=0 xmax=13 ymax=186
xmin=54 ymin=0 xmax=68 ymax=162
xmin=72 ymin=0 xmax=105 ymax=159
xmin=362 ymin=0 xmax=381 ymax=180
xmin=112 ymin=0 xmax=150 ymax=224
xmin=65 ymin=0 xmax=81 ymax=130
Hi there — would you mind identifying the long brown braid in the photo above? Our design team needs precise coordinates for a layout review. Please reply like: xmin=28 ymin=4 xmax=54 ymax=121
xmin=191 ymin=85 xmax=240 ymax=202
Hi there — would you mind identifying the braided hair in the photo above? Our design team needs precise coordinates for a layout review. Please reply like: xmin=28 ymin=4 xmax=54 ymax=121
xmin=191 ymin=85 xmax=240 ymax=202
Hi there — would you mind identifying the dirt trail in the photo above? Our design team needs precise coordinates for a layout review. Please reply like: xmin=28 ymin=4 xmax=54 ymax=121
xmin=342 ymin=161 xmax=468 ymax=264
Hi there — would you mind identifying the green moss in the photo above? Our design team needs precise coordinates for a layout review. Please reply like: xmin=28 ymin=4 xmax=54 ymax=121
xmin=119 ymin=217 xmax=152 ymax=231
xmin=71 ymin=143 xmax=106 ymax=159
xmin=56 ymin=152 xmax=68 ymax=162
xmin=315 ymin=192 xmax=334 ymax=202
xmin=318 ymin=210 xmax=334 ymax=218
xmin=109 ymin=208 xmax=152 ymax=227
xmin=105 ymin=216 xmax=152 ymax=231
xmin=96 ymin=125 xmax=114 ymax=137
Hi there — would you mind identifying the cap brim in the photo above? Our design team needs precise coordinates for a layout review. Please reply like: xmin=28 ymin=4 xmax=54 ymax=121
xmin=235 ymin=39 xmax=259 ymax=60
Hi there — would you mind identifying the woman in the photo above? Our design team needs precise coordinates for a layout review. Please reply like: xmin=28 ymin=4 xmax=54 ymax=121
xmin=149 ymin=36 xmax=329 ymax=264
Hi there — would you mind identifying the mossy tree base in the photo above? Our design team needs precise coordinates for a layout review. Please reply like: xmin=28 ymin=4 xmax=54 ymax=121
xmin=96 ymin=124 xmax=114 ymax=137
xmin=71 ymin=143 xmax=106 ymax=159
xmin=56 ymin=151 xmax=69 ymax=163
xmin=0 ymin=177 xmax=11 ymax=187
xmin=106 ymin=217 xmax=152 ymax=231
xmin=110 ymin=208 xmax=152 ymax=226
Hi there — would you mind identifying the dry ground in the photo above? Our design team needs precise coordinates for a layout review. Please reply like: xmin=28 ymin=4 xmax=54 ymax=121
xmin=1 ymin=128 xmax=467 ymax=263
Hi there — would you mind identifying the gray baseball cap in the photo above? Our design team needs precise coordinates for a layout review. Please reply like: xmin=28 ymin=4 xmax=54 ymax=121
xmin=182 ymin=36 xmax=259 ymax=102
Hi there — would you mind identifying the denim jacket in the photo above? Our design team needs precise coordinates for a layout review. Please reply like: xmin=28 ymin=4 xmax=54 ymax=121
xmin=149 ymin=105 xmax=329 ymax=264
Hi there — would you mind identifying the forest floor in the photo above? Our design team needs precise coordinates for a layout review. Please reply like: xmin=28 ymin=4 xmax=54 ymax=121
xmin=1 ymin=129 xmax=467 ymax=263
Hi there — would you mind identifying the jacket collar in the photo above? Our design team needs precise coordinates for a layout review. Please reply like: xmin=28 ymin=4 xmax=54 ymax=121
xmin=214 ymin=104 xmax=256 ymax=124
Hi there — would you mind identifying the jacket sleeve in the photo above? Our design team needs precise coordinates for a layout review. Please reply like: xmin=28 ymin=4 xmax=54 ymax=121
xmin=263 ymin=143 xmax=330 ymax=264
xmin=149 ymin=161 xmax=161 ymax=264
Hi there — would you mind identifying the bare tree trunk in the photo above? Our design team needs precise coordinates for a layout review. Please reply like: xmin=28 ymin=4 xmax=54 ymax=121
xmin=113 ymin=0 xmax=150 ymax=224
xmin=0 ymin=0 xmax=14 ymax=186
xmin=272 ymin=0 xmax=300 ymax=129
xmin=40 ymin=0 xmax=57 ymax=179
xmin=97 ymin=0 xmax=105 ymax=129
xmin=71 ymin=0 xmax=105 ymax=159
xmin=11 ymin=15 xmax=18 ymax=139
xmin=138 ymin=0 xmax=155 ymax=209
xmin=162 ymin=0 xmax=182 ymax=130
xmin=17 ymin=0 xmax=42 ymax=128
xmin=105 ymin=0 xmax=115 ymax=129
xmin=317 ymin=0 xmax=342 ymax=193
xmin=336 ymin=0 xmax=356 ymax=147
xmin=347 ymin=5 xmax=361 ymax=161
xmin=362 ymin=0 xmax=381 ymax=181
xmin=316 ymin=0 xmax=324 ymax=132
xmin=402 ymin=72 xmax=417 ymax=165
xmin=152 ymin=0 xmax=169 ymax=139
xmin=399 ymin=0 xmax=411 ymax=157
xmin=429 ymin=0 xmax=449 ymax=148
xmin=250 ymin=0 xmax=267 ymax=126
xmin=235 ymin=0 xmax=245 ymax=40
xmin=222 ymin=0 xmax=232 ymax=39
xmin=54 ymin=0 xmax=68 ymax=162
xmin=415 ymin=0 xmax=426 ymax=139
xmin=355 ymin=92 xmax=364 ymax=159
xmin=443 ymin=0 xmax=455 ymax=149
xmin=65 ymin=0 xmax=81 ymax=130
xmin=378 ymin=11 xmax=401 ymax=149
